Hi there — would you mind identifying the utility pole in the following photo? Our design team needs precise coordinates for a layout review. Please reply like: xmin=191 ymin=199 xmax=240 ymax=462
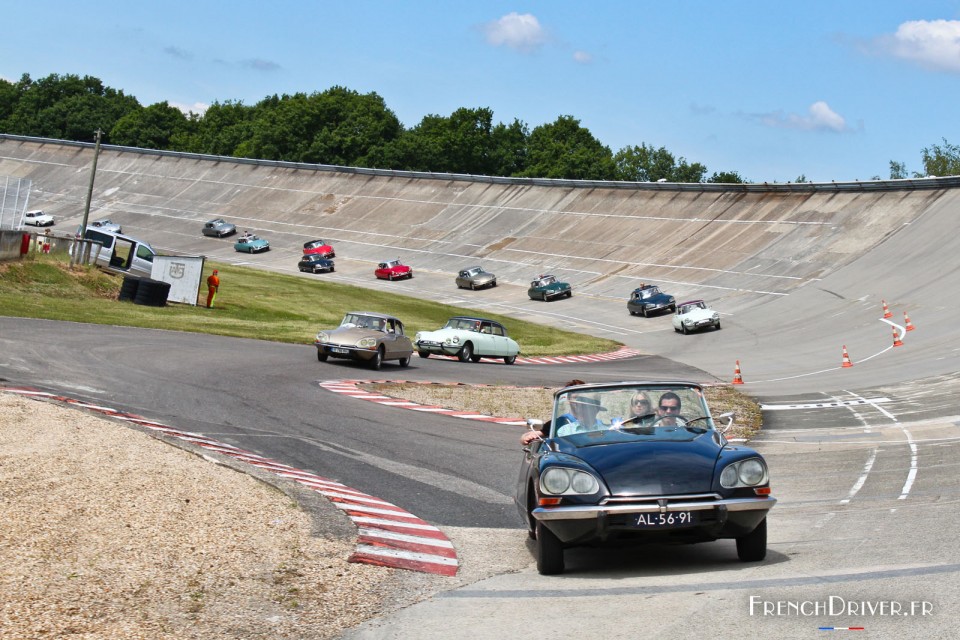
xmin=73 ymin=129 xmax=103 ymax=268
xmin=80 ymin=128 xmax=103 ymax=238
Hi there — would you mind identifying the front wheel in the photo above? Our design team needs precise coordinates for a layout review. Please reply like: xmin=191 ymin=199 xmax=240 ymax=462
xmin=457 ymin=342 xmax=473 ymax=362
xmin=566 ymin=290 xmax=572 ymax=298
xmin=470 ymin=354 xmax=482 ymax=363
xmin=317 ymin=351 xmax=328 ymax=362
xmin=736 ymin=518 xmax=767 ymax=562
xmin=418 ymin=351 xmax=430 ymax=359
xmin=535 ymin=520 xmax=564 ymax=575
xmin=715 ymin=320 xmax=721 ymax=330
xmin=682 ymin=324 xmax=689 ymax=334
xmin=504 ymin=355 xmax=516 ymax=365
xmin=369 ymin=347 xmax=383 ymax=370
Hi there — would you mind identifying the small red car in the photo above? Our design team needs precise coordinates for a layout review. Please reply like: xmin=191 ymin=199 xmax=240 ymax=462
xmin=375 ymin=258 xmax=413 ymax=281
xmin=303 ymin=239 xmax=335 ymax=258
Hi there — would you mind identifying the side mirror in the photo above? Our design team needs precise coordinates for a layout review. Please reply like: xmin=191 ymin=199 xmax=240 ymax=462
xmin=716 ymin=412 xmax=734 ymax=434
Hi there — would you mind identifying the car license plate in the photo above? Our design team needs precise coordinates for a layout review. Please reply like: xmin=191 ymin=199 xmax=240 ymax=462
xmin=633 ymin=511 xmax=697 ymax=528
xmin=331 ymin=347 xmax=350 ymax=354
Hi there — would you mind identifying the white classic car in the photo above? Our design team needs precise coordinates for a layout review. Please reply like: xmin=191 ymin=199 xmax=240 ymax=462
xmin=672 ymin=300 xmax=721 ymax=334
xmin=414 ymin=316 xmax=521 ymax=364
xmin=23 ymin=210 xmax=54 ymax=227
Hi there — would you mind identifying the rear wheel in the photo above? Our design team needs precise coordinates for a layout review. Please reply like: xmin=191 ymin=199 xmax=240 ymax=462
xmin=736 ymin=518 xmax=767 ymax=562
xmin=457 ymin=342 xmax=473 ymax=362
xmin=369 ymin=347 xmax=383 ymax=370
xmin=504 ymin=355 xmax=516 ymax=365
xmin=535 ymin=521 xmax=565 ymax=575
xmin=388 ymin=273 xmax=394 ymax=281
xmin=399 ymin=355 xmax=410 ymax=367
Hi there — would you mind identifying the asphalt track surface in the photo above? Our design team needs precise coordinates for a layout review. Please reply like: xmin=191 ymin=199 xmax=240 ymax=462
xmin=3 ymin=138 xmax=960 ymax=637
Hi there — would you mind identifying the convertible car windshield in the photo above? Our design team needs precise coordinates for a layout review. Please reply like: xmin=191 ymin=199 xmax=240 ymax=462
xmin=551 ymin=383 xmax=716 ymax=442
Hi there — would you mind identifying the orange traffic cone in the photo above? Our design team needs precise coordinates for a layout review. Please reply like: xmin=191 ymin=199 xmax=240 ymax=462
xmin=892 ymin=326 xmax=904 ymax=347
xmin=904 ymin=311 xmax=916 ymax=331
xmin=732 ymin=360 xmax=744 ymax=385
xmin=882 ymin=299 xmax=892 ymax=319
xmin=841 ymin=345 xmax=853 ymax=368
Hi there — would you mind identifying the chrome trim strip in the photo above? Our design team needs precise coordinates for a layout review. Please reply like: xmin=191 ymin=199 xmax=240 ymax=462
xmin=532 ymin=497 xmax=776 ymax=521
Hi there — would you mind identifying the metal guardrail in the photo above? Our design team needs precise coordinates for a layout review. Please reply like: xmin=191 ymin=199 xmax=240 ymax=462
xmin=3 ymin=133 xmax=959 ymax=193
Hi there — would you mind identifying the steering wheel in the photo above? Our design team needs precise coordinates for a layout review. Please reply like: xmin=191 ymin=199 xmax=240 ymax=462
xmin=647 ymin=415 xmax=688 ymax=427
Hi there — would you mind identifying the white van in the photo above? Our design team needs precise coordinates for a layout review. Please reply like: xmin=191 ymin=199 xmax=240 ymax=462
xmin=81 ymin=228 xmax=156 ymax=278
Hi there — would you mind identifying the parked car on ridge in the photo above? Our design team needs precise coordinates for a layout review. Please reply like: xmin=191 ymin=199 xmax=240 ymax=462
xmin=88 ymin=219 xmax=122 ymax=234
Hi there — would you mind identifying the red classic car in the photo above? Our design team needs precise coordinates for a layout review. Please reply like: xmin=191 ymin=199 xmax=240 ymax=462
xmin=303 ymin=239 xmax=335 ymax=258
xmin=375 ymin=258 xmax=413 ymax=281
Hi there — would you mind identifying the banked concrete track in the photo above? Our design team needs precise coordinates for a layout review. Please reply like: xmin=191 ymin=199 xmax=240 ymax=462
xmin=2 ymin=135 xmax=958 ymax=398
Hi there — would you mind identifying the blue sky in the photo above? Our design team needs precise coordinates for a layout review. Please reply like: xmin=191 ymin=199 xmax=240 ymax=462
xmin=3 ymin=1 xmax=959 ymax=182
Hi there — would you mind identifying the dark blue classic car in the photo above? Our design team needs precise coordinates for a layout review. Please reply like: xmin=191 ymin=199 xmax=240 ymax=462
xmin=298 ymin=254 xmax=335 ymax=274
xmin=627 ymin=284 xmax=676 ymax=317
xmin=516 ymin=381 xmax=775 ymax=575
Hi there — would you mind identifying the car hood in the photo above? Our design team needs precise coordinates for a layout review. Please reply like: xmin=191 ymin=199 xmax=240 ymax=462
xmin=322 ymin=327 xmax=379 ymax=344
xmin=679 ymin=308 xmax=714 ymax=321
xmin=417 ymin=328 xmax=472 ymax=341
xmin=553 ymin=435 xmax=721 ymax=496
xmin=535 ymin=282 xmax=569 ymax=291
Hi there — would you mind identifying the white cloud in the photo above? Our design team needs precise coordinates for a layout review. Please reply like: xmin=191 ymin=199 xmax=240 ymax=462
xmin=573 ymin=50 xmax=593 ymax=64
xmin=482 ymin=12 xmax=546 ymax=53
xmin=757 ymin=101 xmax=849 ymax=132
xmin=880 ymin=19 xmax=960 ymax=73
xmin=171 ymin=101 xmax=209 ymax=116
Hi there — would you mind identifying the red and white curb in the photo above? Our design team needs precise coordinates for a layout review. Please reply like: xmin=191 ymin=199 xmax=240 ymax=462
xmin=426 ymin=345 xmax=643 ymax=365
xmin=319 ymin=380 xmax=530 ymax=426
xmin=1 ymin=385 xmax=458 ymax=577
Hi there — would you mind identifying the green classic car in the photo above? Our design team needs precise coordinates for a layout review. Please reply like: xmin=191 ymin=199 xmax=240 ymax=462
xmin=527 ymin=274 xmax=572 ymax=301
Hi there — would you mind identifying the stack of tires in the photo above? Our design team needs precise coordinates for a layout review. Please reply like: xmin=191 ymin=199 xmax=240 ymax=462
xmin=132 ymin=278 xmax=171 ymax=307
xmin=118 ymin=275 xmax=141 ymax=302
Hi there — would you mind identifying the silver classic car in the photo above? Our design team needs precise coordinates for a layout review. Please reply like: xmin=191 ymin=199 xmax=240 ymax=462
xmin=201 ymin=218 xmax=237 ymax=237
xmin=315 ymin=311 xmax=413 ymax=370
xmin=414 ymin=316 xmax=520 ymax=364
xmin=455 ymin=266 xmax=497 ymax=290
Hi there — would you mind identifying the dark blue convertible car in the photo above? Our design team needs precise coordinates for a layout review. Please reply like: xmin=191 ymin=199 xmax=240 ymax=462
xmin=516 ymin=381 xmax=776 ymax=575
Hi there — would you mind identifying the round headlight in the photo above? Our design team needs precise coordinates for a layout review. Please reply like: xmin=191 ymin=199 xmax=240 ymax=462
xmin=570 ymin=471 xmax=599 ymax=494
xmin=541 ymin=468 xmax=571 ymax=495
xmin=738 ymin=459 xmax=766 ymax=486
xmin=316 ymin=332 xmax=328 ymax=342
xmin=720 ymin=465 xmax=739 ymax=488
xmin=358 ymin=337 xmax=376 ymax=348
xmin=414 ymin=332 xmax=422 ymax=342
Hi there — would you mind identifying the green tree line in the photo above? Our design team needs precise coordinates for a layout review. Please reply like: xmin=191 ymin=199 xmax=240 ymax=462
xmin=2 ymin=73 xmax=956 ymax=182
